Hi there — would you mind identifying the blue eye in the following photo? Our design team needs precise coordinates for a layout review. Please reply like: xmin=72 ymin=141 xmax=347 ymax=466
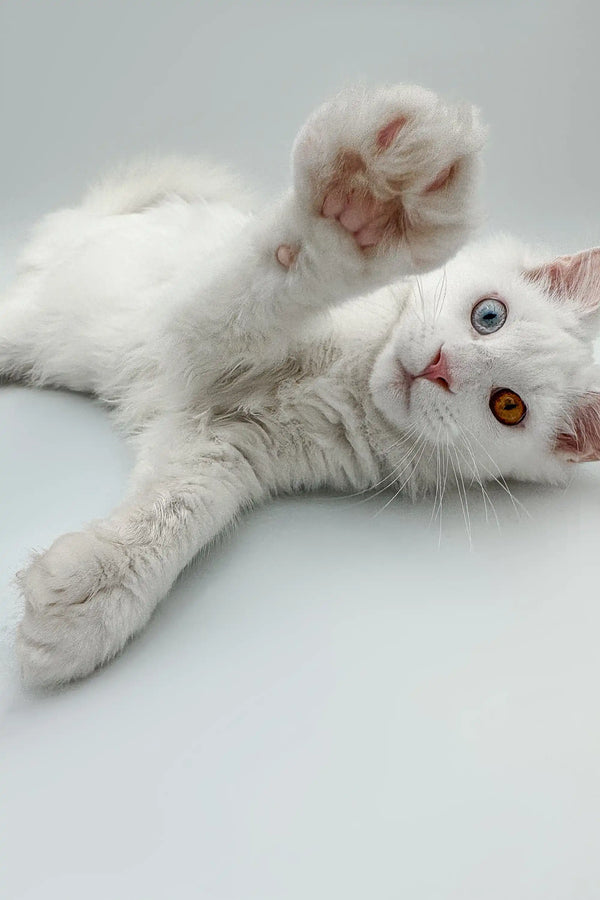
xmin=471 ymin=297 xmax=507 ymax=334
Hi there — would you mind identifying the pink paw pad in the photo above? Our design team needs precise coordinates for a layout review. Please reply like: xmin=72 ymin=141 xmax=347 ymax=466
xmin=376 ymin=116 xmax=407 ymax=151
xmin=320 ymin=145 xmax=398 ymax=251
xmin=424 ymin=163 xmax=456 ymax=193
xmin=276 ymin=243 xmax=299 ymax=269
xmin=321 ymin=186 xmax=397 ymax=250
xmin=318 ymin=113 xmax=460 ymax=251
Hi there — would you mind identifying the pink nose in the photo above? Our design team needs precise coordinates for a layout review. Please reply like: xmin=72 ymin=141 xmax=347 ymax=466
xmin=417 ymin=348 xmax=452 ymax=392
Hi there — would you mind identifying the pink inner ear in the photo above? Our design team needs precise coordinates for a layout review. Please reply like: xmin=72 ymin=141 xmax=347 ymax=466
xmin=527 ymin=247 xmax=600 ymax=312
xmin=555 ymin=392 xmax=600 ymax=462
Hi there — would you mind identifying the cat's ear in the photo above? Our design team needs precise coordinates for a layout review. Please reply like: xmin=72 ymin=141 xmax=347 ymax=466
xmin=526 ymin=247 xmax=600 ymax=315
xmin=555 ymin=390 xmax=600 ymax=462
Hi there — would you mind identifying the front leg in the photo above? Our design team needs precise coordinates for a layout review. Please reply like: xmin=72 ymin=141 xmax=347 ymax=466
xmin=196 ymin=84 xmax=485 ymax=349
xmin=16 ymin=429 xmax=264 ymax=687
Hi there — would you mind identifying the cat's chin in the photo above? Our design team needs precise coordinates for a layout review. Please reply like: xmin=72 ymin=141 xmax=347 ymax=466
xmin=368 ymin=346 xmax=439 ymax=434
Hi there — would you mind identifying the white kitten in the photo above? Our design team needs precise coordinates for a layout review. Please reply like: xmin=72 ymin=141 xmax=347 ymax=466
xmin=2 ymin=84 xmax=598 ymax=687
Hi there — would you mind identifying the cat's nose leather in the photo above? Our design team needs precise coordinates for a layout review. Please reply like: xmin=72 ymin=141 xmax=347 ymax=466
xmin=416 ymin=348 xmax=452 ymax=392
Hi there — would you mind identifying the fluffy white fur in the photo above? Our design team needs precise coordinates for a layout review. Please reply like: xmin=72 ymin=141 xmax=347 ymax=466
xmin=2 ymin=84 xmax=599 ymax=687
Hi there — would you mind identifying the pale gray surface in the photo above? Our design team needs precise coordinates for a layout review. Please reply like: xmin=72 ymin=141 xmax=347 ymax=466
xmin=1 ymin=2 xmax=600 ymax=898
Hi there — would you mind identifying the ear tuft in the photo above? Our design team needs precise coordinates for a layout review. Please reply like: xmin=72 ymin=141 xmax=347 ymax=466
xmin=555 ymin=391 xmax=600 ymax=462
xmin=526 ymin=247 xmax=600 ymax=314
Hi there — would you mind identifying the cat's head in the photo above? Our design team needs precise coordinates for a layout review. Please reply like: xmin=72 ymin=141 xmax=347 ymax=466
xmin=369 ymin=236 xmax=600 ymax=488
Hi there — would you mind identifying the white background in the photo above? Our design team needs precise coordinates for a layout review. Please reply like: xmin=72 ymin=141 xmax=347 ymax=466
xmin=1 ymin=1 xmax=600 ymax=898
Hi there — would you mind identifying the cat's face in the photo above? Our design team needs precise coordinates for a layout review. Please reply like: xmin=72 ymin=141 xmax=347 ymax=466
xmin=370 ymin=238 xmax=600 ymax=488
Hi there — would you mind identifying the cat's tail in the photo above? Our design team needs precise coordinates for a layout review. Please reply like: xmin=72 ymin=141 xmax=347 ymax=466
xmin=81 ymin=155 xmax=255 ymax=216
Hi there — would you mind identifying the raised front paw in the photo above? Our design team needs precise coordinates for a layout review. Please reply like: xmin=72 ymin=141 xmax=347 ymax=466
xmin=16 ymin=531 xmax=148 ymax=687
xmin=293 ymin=84 xmax=485 ymax=270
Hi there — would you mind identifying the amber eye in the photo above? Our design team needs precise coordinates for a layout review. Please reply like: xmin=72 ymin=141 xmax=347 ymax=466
xmin=489 ymin=388 xmax=527 ymax=426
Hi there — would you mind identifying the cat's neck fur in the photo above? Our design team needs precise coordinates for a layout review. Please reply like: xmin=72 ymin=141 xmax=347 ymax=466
xmin=200 ymin=284 xmax=422 ymax=498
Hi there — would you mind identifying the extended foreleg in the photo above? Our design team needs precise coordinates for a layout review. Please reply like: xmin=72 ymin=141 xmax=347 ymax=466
xmin=16 ymin=424 xmax=264 ymax=686
xmin=183 ymin=84 xmax=485 ymax=357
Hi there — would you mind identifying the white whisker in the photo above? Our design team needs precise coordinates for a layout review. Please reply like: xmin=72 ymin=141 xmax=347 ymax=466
xmin=373 ymin=431 xmax=430 ymax=517
xmin=449 ymin=443 xmax=472 ymax=548
xmin=349 ymin=425 xmax=428 ymax=506
xmin=460 ymin=420 xmax=530 ymax=520
xmin=456 ymin=428 xmax=501 ymax=531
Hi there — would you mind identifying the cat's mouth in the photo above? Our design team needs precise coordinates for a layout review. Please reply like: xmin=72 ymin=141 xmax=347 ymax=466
xmin=394 ymin=348 xmax=455 ymax=409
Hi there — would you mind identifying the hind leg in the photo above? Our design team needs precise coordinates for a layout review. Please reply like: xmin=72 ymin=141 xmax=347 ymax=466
xmin=0 ymin=282 xmax=88 ymax=389
xmin=0 ymin=279 xmax=47 ymax=384
xmin=0 ymin=248 xmax=109 ymax=394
